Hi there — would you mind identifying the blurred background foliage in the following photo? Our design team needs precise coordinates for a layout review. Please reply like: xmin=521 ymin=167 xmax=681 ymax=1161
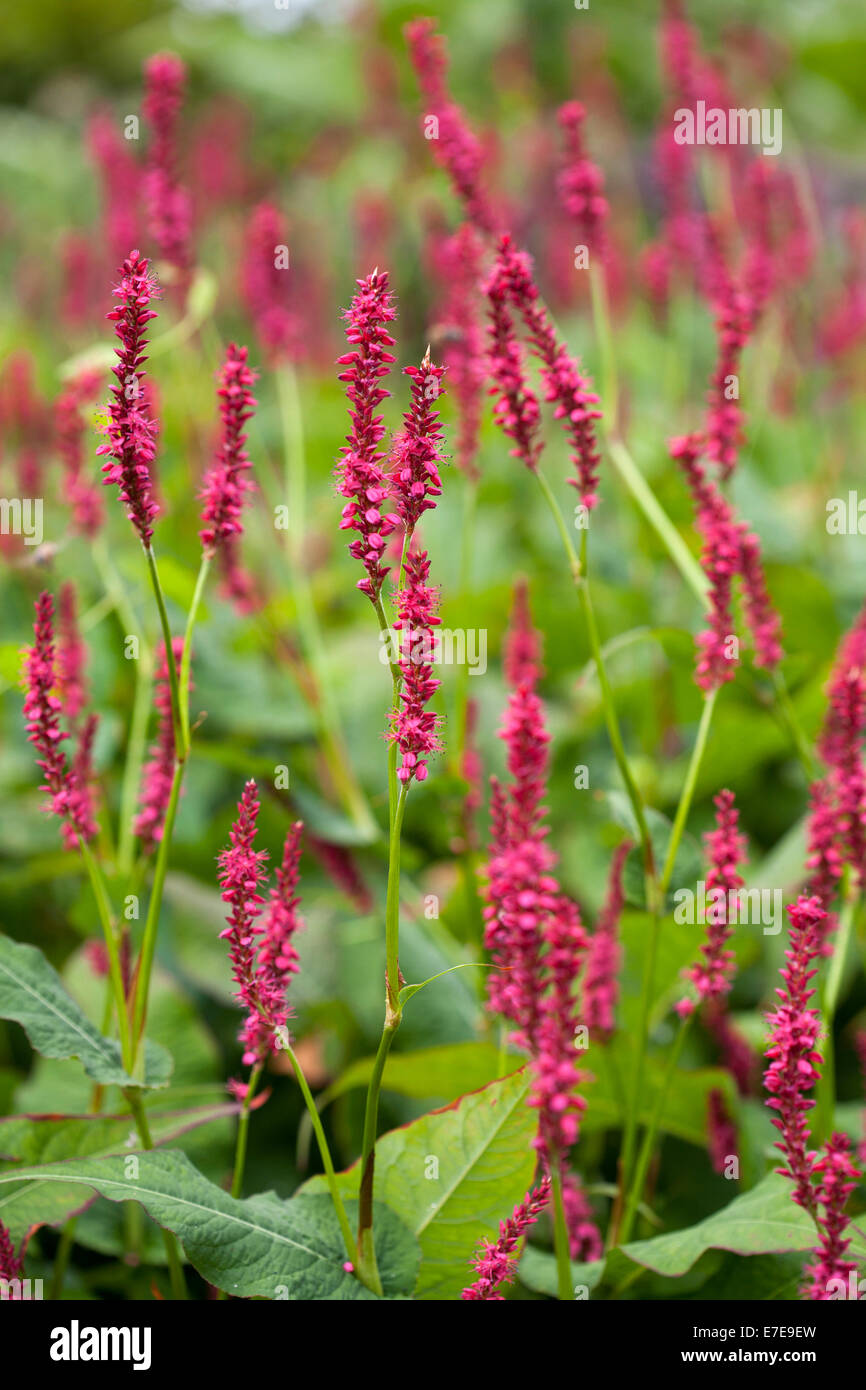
xmin=0 ymin=0 xmax=865 ymax=1297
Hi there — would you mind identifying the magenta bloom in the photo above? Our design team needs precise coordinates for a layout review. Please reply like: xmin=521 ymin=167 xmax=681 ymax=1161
xmin=218 ymin=782 xmax=305 ymax=1067
xmin=670 ymin=433 xmax=739 ymax=691
xmin=428 ymin=222 xmax=485 ymax=479
xmin=503 ymin=578 xmax=542 ymax=689
xmin=820 ymin=669 xmax=866 ymax=885
xmin=680 ymin=789 xmax=746 ymax=1007
xmin=556 ymin=101 xmax=608 ymax=256
xmin=0 ymin=1222 xmax=24 ymax=1282
xmin=57 ymin=582 xmax=87 ymax=725
xmin=23 ymin=593 xmax=97 ymax=847
xmin=389 ymin=352 xmax=445 ymax=532
xmin=142 ymin=52 xmax=192 ymax=276
xmin=738 ymin=526 xmax=782 ymax=671
xmin=335 ymin=269 xmax=401 ymax=601
xmin=200 ymin=343 xmax=258 ymax=552
xmin=55 ymin=371 xmax=104 ymax=536
xmin=97 ymin=251 xmax=160 ymax=547
xmin=87 ymin=112 xmax=142 ymax=271
xmin=492 ymin=235 xmax=603 ymax=509
xmin=763 ymin=895 xmax=825 ymax=1211
xmin=134 ymin=637 xmax=185 ymax=855
xmin=705 ymin=281 xmax=752 ymax=479
xmin=461 ymin=1178 xmax=551 ymax=1300
xmin=405 ymin=19 xmax=498 ymax=238
xmin=391 ymin=547 xmax=442 ymax=785
xmin=240 ymin=822 xmax=304 ymax=1066
xmin=241 ymin=202 xmax=297 ymax=363
xmin=560 ymin=1172 xmax=603 ymax=1262
xmin=804 ymin=780 xmax=844 ymax=954
xmin=802 ymin=1133 xmax=861 ymax=1299
xmin=530 ymin=895 xmax=588 ymax=1158
xmin=484 ymin=258 xmax=544 ymax=472
xmin=583 ymin=839 xmax=631 ymax=1038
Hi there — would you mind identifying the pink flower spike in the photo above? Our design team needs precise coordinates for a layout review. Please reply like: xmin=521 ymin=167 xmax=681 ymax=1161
xmin=97 ymin=251 xmax=161 ymax=547
xmin=241 ymin=202 xmax=298 ymax=363
xmin=22 ymin=592 xmax=95 ymax=847
xmin=389 ymin=349 xmax=446 ymax=532
xmin=240 ymin=821 xmax=304 ymax=1065
xmin=391 ymin=547 xmax=442 ymax=785
xmin=404 ymin=19 xmax=499 ymax=238
xmin=57 ymin=582 xmax=87 ymax=725
xmin=681 ymin=789 xmax=746 ymax=1005
xmin=737 ymin=525 xmax=783 ymax=671
xmin=335 ymin=268 xmax=400 ymax=602
xmin=0 ymin=1222 xmax=24 ymax=1282
xmin=461 ymin=1178 xmax=551 ymax=1300
xmin=556 ymin=101 xmax=609 ymax=256
xmin=503 ymin=577 xmax=542 ymax=689
xmin=802 ymin=1133 xmax=861 ymax=1299
xmin=484 ymin=256 xmax=544 ymax=472
xmin=763 ymin=894 xmax=825 ymax=1211
xmin=200 ymin=343 xmax=259 ymax=552
xmin=143 ymin=52 xmax=192 ymax=277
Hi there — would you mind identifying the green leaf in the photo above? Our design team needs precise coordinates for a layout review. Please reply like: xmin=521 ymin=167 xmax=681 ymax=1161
xmin=397 ymin=963 xmax=488 ymax=1009
xmin=581 ymin=1044 xmax=737 ymax=1148
xmin=0 ymin=935 xmax=171 ymax=1089
xmin=300 ymin=1070 xmax=539 ymax=1300
xmin=0 ymin=1102 xmax=240 ymax=1245
xmin=0 ymin=1151 xmax=418 ymax=1299
xmin=520 ymin=1174 xmax=821 ymax=1298
xmin=320 ymin=1042 xmax=524 ymax=1108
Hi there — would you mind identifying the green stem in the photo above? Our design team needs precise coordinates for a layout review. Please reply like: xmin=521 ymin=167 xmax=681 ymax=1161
xmin=356 ymin=782 xmax=409 ymax=1295
xmin=230 ymin=1064 xmax=262 ymax=1200
xmin=617 ymin=904 xmax=660 ymax=1228
xmin=285 ymin=1045 xmax=361 ymax=1274
xmin=179 ymin=553 xmax=210 ymax=754
xmin=620 ymin=1012 xmax=693 ymax=1245
xmin=144 ymin=545 xmax=183 ymax=753
xmin=659 ymin=689 xmax=718 ymax=897
xmin=117 ymin=650 xmax=155 ymax=879
xmin=124 ymin=1087 xmax=187 ymax=1299
xmin=78 ymin=840 xmax=131 ymax=1070
xmin=131 ymin=759 xmax=184 ymax=1053
xmin=549 ymin=1163 xmax=573 ymax=1301
xmin=605 ymin=437 xmax=709 ymax=608
xmin=49 ymin=1219 xmax=78 ymax=1300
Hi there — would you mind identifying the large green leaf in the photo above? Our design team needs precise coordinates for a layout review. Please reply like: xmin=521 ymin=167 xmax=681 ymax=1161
xmin=0 ymin=935 xmax=171 ymax=1089
xmin=0 ymin=1102 xmax=240 ymax=1245
xmin=0 ymin=1150 xmax=418 ymax=1300
xmin=520 ymin=1172 xmax=823 ymax=1298
xmin=301 ymin=1070 xmax=539 ymax=1300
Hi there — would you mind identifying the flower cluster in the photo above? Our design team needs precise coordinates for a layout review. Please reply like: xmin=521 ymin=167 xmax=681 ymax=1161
xmin=388 ymin=351 xmax=446 ymax=531
xmin=763 ymin=895 xmax=825 ymax=1211
xmin=391 ymin=547 xmax=442 ymax=784
xmin=556 ymin=101 xmax=608 ymax=256
xmin=802 ymin=1133 xmax=861 ymax=1300
xmin=335 ymin=270 xmax=401 ymax=601
xmin=200 ymin=343 xmax=259 ymax=552
xmin=97 ymin=251 xmax=161 ymax=547
xmin=461 ymin=1178 xmax=551 ymax=1300
xmin=217 ymin=780 xmax=305 ymax=1067
xmin=241 ymin=202 xmax=298 ymax=362
xmin=484 ymin=260 xmax=543 ymax=472
xmin=142 ymin=52 xmax=192 ymax=276
xmin=22 ymin=592 xmax=97 ymax=848
xmin=671 ymin=433 xmax=782 ymax=689
xmin=405 ymin=19 xmax=498 ymax=237
xmin=487 ymin=235 xmax=603 ymax=508
xmin=678 ymin=789 xmax=746 ymax=1009
xmin=705 ymin=280 xmax=753 ymax=478
xmin=0 ymin=1222 xmax=24 ymax=1283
